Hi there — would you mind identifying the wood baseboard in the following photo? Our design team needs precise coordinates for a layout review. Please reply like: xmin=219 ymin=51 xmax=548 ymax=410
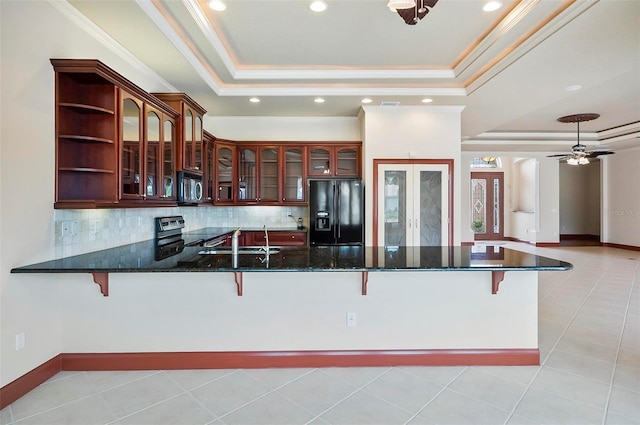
xmin=0 ymin=355 xmax=61 ymax=409
xmin=1 ymin=349 xmax=539 ymax=408
xmin=535 ymin=242 xmax=561 ymax=247
xmin=603 ymin=242 xmax=640 ymax=251
xmin=61 ymin=349 xmax=539 ymax=370
xmin=560 ymin=234 xmax=600 ymax=241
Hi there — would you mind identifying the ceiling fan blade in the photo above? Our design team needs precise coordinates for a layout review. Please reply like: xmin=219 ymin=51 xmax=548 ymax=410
xmin=585 ymin=151 xmax=615 ymax=158
xmin=547 ymin=154 xmax=570 ymax=158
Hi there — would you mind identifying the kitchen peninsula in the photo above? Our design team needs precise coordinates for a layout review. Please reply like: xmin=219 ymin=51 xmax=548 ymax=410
xmin=12 ymin=230 xmax=571 ymax=368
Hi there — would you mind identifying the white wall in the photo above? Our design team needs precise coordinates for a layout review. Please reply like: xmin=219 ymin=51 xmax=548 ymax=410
xmin=359 ymin=106 xmax=464 ymax=245
xmin=603 ymin=147 xmax=640 ymax=246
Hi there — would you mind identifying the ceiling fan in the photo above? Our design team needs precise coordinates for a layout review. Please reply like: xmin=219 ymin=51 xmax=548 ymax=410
xmin=547 ymin=113 xmax=614 ymax=165
xmin=388 ymin=0 xmax=438 ymax=25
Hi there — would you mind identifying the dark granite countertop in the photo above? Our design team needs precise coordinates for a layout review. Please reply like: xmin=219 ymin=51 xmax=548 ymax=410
xmin=11 ymin=241 xmax=572 ymax=274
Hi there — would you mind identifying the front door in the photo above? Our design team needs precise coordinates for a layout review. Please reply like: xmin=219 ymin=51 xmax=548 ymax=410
xmin=470 ymin=172 xmax=504 ymax=240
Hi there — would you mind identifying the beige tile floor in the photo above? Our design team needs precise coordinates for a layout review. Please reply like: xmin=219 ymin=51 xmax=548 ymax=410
xmin=1 ymin=243 xmax=638 ymax=425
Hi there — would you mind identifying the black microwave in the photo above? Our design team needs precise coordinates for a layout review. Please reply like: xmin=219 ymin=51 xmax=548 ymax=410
xmin=177 ymin=171 xmax=203 ymax=203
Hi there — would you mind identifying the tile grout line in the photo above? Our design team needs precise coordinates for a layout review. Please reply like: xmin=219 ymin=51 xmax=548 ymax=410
xmin=212 ymin=368 xmax=320 ymax=422
xmin=401 ymin=367 xmax=469 ymax=425
xmin=600 ymin=260 xmax=639 ymax=425
xmin=502 ymin=268 xmax=608 ymax=425
xmin=301 ymin=367 xmax=396 ymax=425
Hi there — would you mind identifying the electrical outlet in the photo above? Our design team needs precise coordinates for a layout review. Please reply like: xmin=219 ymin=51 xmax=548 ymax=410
xmin=94 ymin=220 xmax=100 ymax=233
xmin=286 ymin=211 xmax=292 ymax=217
xmin=347 ymin=312 xmax=357 ymax=327
xmin=137 ymin=216 xmax=142 ymax=227
xmin=15 ymin=332 xmax=25 ymax=350
xmin=71 ymin=220 xmax=79 ymax=236
xmin=62 ymin=221 xmax=72 ymax=237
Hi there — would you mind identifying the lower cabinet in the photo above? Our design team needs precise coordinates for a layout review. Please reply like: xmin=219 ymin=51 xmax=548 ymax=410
xmin=245 ymin=231 xmax=307 ymax=246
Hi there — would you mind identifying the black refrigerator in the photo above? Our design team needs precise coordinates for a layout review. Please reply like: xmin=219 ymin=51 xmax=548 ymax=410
xmin=309 ymin=179 xmax=364 ymax=245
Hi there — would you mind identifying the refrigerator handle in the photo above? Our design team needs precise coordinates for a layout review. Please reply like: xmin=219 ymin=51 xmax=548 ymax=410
xmin=333 ymin=183 xmax=337 ymax=241
xmin=336 ymin=183 xmax=341 ymax=239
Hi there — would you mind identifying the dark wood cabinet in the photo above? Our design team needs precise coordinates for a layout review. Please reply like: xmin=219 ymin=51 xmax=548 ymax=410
xmin=52 ymin=59 xmax=179 ymax=209
xmin=151 ymin=93 xmax=206 ymax=174
xmin=282 ymin=146 xmax=306 ymax=203
xmin=203 ymin=130 xmax=216 ymax=203
xmin=308 ymin=144 xmax=360 ymax=177
xmin=245 ymin=231 xmax=307 ymax=246
xmin=213 ymin=140 xmax=236 ymax=205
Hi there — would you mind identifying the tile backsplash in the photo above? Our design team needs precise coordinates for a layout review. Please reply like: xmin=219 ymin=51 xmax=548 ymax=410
xmin=53 ymin=206 xmax=308 ymax=258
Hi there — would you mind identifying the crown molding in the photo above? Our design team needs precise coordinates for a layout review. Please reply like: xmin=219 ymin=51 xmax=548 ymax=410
xmin=454 ymin=0 xmax=540 ymax=78
xmin=232 ymin=69 xmax=456 ymax=81
xmin=50 ymin=0 xmax=177 ymax=92
xmin=136 ymin=0 xmax=223 ymax=94
xmin=216 ymin=87 xmax=467 ymax=97
xmin=466 ymin=0 xmax=599 ymax=94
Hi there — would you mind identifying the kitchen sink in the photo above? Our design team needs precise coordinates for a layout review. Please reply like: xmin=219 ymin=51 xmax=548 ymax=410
xmin=198 ymin=246 xmax=281 ymax=255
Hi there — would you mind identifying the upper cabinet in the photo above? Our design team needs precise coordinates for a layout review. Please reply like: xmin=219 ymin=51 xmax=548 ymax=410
xmin=282 ymin=146 xmax=306 ymax=203
xmin=203 ymin=130 xmax=216 ymax=203
xmin=151 ymin=93 xmax=206 ymax=174
xmin=213 ymin=140 xmax=236 ymax=205
xmin=308 ymin=144 xmax=360 ymax=178
xmin=51 ymin=59 xmax=179 ymax=209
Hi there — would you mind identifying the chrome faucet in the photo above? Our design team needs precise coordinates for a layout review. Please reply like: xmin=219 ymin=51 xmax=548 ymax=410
xmin=231 ymin=227 xmax=241 ymax=264
xmin=260 ymin=225 xmax=270 ymax=261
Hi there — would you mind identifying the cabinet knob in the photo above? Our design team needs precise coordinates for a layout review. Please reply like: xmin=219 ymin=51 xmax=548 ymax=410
xmin=282 ymin=197 xmax=285 ymax=201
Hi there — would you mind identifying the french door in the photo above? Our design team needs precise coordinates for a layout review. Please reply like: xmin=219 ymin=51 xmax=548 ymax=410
xmin=470 ymin=172 xmax=504 ymax=240
xmin=376 ymin=161 xmax=451 ymax=246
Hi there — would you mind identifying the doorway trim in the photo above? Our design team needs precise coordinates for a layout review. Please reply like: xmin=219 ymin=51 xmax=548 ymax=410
xmin=373 ymin=159 xmax=454 ymax=246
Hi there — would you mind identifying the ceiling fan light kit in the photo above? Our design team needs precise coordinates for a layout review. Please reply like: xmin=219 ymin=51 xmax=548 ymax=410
xmin=388 ymin=0 xmax=438 ymax=25
xmin=547 ymin=113 xmax=615 ymax=165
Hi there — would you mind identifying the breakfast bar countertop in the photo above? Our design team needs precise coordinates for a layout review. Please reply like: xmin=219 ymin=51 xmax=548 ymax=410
xmin=11 ymin=238 xmax=572 ymax=274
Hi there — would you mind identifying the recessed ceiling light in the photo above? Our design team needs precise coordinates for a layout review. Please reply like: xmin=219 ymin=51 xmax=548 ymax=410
xmin=482 ymin=1 xmax=502 ymax=12
xmin=208 ymin=0 xmax=226 ymax=11
xmin=249 ymin=97 xmax=260 ymax=103
xmin=564 ymin=85 xmax=582 ymax=92
xmin=361 ymin=98 xmax=373 ymax=104
xmin=314 ymin=97 xmax=325 ymax=103
xmin=421 ymin=98 xmax=433 ymax=103
xmin=310 ymin=1 xmax=327 ymax=12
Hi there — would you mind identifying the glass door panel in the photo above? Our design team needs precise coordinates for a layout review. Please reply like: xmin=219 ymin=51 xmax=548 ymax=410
xmin=194 ymin=116 xmax=202 ymax=171
xmin=309 ymin=148 xmax=331 ymax=176
xmin=284 ymin=148 xmax=304 ymax=202
xmin=145 ymin=110 xmax=160 ymax=197
xmin=238 ymin=147 xmax=256 ymax=201
xmin=418 ymin=170 xmax=442 ymax=246
xmin=336 ymin=147 xmax=358 ymax=176
xmin=184 ymin=109 xmax=193 ymax=169
xmin=383 ymin=170 xmax=408 ymax=246
xmin=259 ymin=147 xmax=278 ymax=201
xmin=471 ymin=178 xmax=487 ymax=234
xmin=215 ymin=145 xmax=234 ymax=202
xmin=163 ymin=120 xmax=174 ymax=198
xmin=121 ymin=97 xmax=141 ymax=197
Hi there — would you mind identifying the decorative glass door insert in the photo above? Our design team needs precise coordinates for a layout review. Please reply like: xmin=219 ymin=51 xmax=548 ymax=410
xmin=470 ymin=172 xmax=504 ymax=240
xmin=377 ymin=163 xmax=450 ymax=247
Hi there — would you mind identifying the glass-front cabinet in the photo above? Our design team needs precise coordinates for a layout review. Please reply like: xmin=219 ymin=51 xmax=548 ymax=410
xmin=213 ymin=141 xmax=235 ymax=204
xmin=259 ymin=147 xmax=279 ymax=202
xmin=308 ymin=144 xmax=360 ymax=177
xmin=151 ymin=93 xmax=206 ymax=174
xmin=283 ymin=146 xmax=306 ymax=203
xmin=121 ymin=95 xmax=142 ymax=199
xmin=238 ymin=147 xmax=257 ymax=202
xmin=120 ymin=93 xmax=177 ymax=204
xmin=335 ymin=146 xmax=359 ymax=176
